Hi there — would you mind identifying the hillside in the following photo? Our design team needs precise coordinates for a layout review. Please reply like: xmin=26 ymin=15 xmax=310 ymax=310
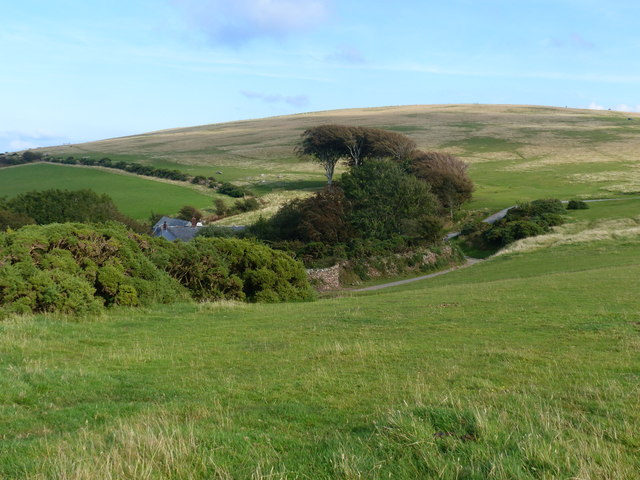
xmin=2 ymin=199 xmax=639 ymax=478
xmin=37 ymin=104 xmax=640 ymax=211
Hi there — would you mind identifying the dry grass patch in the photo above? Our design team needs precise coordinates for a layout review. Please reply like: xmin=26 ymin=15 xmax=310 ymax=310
xmin=214 ymin=190 xmax=313 ymax=226
xmin=498 ymin=216 xmax=640 ymax=255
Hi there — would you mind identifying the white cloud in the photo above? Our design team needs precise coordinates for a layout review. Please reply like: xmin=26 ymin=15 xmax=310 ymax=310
xmin=615 ymin=104 xmax=640 ymax=113
xmin=586 ymin=103 xmax=640 ymax=113
xmin=326 ymin=45 xmax=366 ymax=64
xmin=173 ymin=0 xmax=332 ymax=46
xmin=0 ymin=130 xmax=67 ymax=153
xmin=587 ymin=102 xmax=606 ymax=110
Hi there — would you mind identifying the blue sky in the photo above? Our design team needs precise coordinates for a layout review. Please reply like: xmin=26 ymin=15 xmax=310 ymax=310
xmin=1 ymin=0 xmax=639 ymax=152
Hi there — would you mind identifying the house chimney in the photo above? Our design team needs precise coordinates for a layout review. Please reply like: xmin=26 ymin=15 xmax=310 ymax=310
xmin=191 ymin=217 xmax=197 ymax=227
xmin=162 ymin=221 xmax=167 ymax=230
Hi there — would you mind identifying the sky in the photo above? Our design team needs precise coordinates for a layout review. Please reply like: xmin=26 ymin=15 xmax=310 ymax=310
xmin=1 ymin=0 xmax=639 ymax=152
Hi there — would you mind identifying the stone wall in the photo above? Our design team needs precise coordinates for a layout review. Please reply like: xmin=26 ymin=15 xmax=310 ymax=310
xmin=306 ymin=264 xmax=341 ymax=291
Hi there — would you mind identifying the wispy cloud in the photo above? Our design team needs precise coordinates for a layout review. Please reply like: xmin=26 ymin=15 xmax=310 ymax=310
xmin=240 ymin=90 xmax=310 ymax=107
xmin=326 ymin=45 xmax=366 ymax=64
xmin=0 ymin=130 xmax=67 ymax=153
xmin=587 ymin=102 xmax=640 ymax=113
xmin=173 ymin=0 xmax=332 ymax=46
xmin=546 ymin=32 xmax=595 ymax=50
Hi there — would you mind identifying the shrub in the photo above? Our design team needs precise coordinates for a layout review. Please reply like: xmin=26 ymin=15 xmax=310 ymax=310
xmin=567 ymin=199 xmax=589 ymax=210
xmin=341 ymin=159 xmax=439 ymax=242
xmin=176 ymin=206 xmax=202 ymax=221
xmin=484 ymin=220 xmax=546 ymax=246
xmin=148 ymin=237 xmax=314 ymax=303
xmin=196 ymin=225 xmax=243 ymax=238
xmin=506 ymin=198 xmax=565 ymax=220
xmin=218 ymin=182 xmax=252 ymax=198
xmin=0 ymin=223 xmax=187 ymax=317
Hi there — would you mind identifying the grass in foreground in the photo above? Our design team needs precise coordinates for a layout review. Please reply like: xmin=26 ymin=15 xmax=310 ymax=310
xmin=1 ymin=231 xmax=639 ymax=478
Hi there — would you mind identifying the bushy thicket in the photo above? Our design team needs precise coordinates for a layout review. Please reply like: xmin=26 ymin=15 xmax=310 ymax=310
xmin=214 ymin=197 xmax=260 ymax=218
xmin=217 ymin=182 xmax=253 ymax=198
xmin=567 ymin=199 xmax=589 ymax=210
xmin=470 ymin=198 xmax=566 ymax=247
xmin=253 ymin=160 xmax=441 ymax=247
xmin=249 ymin=160 xmax=450 ymax=273
xmin=0 ymin=224 xmax=313 ymax=318
xmin=147 ymin=237 xmax=313 ymax=303
xmin=0 ymin=223 xmax=187 ymax=317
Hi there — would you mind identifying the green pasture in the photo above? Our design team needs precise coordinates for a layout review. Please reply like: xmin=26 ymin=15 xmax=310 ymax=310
xmin=0 ymin=163 xmax=214 ymax=220
xmin=467 ymin=160 xmax=639 ymax=210
xmin=1 ymin=228 xmax=639 ymax=478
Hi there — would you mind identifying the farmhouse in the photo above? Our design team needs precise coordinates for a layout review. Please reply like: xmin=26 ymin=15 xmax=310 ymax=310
xmin=152 ymin=216 xmax=202 ymax=241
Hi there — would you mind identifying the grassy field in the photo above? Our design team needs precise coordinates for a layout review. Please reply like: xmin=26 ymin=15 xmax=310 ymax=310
xmin=36 ymin=104 xmax=640 ymax=212
xmin=0 ymin=163 xmax=215 ymax=220
xmin=1 ymin=202 xmax=639 ymax=479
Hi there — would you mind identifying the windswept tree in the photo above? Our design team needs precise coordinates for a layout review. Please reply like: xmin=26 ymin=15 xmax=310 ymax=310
xmin=366 ymin=128 xmax=417 ymax=166
xmin=296 ymin=125 xmax=346 ymax=189
xmin=337 ymin=126 xmax=370 ymax=167
xmin=410 ymin=151 xmax=474 ymax=216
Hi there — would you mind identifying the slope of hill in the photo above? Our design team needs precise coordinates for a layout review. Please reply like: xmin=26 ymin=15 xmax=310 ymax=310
xmin=2 ymin=200 xmax=639 ymax=478
xmin=0 ymin=163 xmax=214 ymax=219
xmin=38 ymin=104 xmax=640 ymax=210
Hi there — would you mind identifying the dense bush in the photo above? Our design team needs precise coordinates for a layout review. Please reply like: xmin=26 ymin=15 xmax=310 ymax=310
xmin=0 ymin=223 xmax=187 ymax=317
xmin=176 ymin=205 xmax=203 ymax=221
xmin=251 ymin=188 xmax=353 ymax=244
xmin=0 ymin=224 xmax=314 ymax=318
xmin=483 ymin=220 xmax=546 ymax=246
xmin=196 ymin=225 xmax=244 ymax=238
xmin=506 ymin=198 xmax=565 ymax=220
xmin=218 ymin=182 xmax=253 ymax=198
xmin=341 ymin=159 xmax=440 ymax=241
xmin=481 ymin=198 xmax=566 ymax=247
xmin=0 ymin=209 xmax=35 ymax=231
xmin=567 ymin=199 xmax=589 ymax=210
xmin=214 ymin=197 xmax=261 ymax=219
xmin=148 ymin=237 xmax=314 ymax=303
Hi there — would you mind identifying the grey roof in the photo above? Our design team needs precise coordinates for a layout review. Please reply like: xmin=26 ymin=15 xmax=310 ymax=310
xmin=152 ymin=216 xmax=200 ymax=242
xmin=153 ymin=216 xmax=190 ymax=230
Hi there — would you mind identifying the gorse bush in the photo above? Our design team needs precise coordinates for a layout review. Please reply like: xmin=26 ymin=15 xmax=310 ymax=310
xmin=567 ymin=199 xmax=589 ymax=210
xmin=218 ymin=182 xmax=252 ymax=198
xmin=0 ymin=223 xmax=187 ymax=317
xmin=148 ymin=237 xmax=314 ymax=303
xmin=0 ymin=224 xmax=313 ymax=318
xmin=482 ymin=198 xmax=567 ymax=246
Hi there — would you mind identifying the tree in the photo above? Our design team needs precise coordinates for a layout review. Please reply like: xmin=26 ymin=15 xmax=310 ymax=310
xmin=336 ymin=126 xmax=370 ymax=167
xmin=176 ymin=205 xmax=203 ymax=221
xmin=296 ymin=125 xmax=346 ymax=189
xmin=365 ymin=128 xmax=417 ymax=166
xmin=341 ymin=159 xmax=440 ymax=241
xmin=410 ymin=151 xmax=474 ymax=216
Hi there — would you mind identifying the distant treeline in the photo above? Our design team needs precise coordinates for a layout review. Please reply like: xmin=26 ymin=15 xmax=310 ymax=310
xmin=0 ymin=151 xmax=253 ymax=197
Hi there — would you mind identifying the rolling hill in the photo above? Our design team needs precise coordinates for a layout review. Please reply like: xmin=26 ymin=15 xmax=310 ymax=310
xmin=34 ymin=104 xmax=640 ymax=212
xmin=2 ymin=106 xmax=640 ymax=478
